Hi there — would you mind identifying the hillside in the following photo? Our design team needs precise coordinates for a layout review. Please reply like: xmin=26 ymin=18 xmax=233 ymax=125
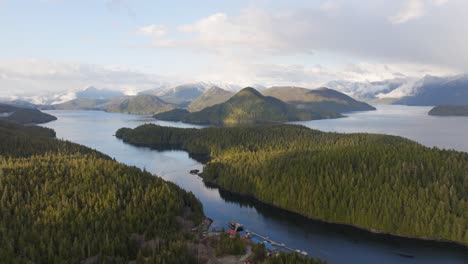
xmin=156 ymin=87 xmax=340 ymax=125
xmin=188 ymin=86 xmax=234 ymax=112
xmin=153 ymin=108 xmax=190 ymax=121
xmin=45 ymin=98 xmax=110 ymax=110
xmin=429 ymin=105 xmax=468 ymax=116
xmin=116 ymin=124 xmax=468 ymax=246
xmin=394 ymin=75 xmax=468 ymax=106
xmin=106 ymin=94 xmax=176 ymax=115
xmin=0 ymin=121 xmax=204 ymax=262
xmin=263 ymin=86 xmax=376 ymax=113
xmin=76 ymin=86 xmax=124 ymax=99
xmin=157 ymin=83 xmax=207 ymax=106
xmin=0 ymin=103 xmax=57 ymax=124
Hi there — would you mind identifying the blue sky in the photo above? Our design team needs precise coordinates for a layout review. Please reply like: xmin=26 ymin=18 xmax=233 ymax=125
xmin=0 ymin=0 xmax=466 ymax=97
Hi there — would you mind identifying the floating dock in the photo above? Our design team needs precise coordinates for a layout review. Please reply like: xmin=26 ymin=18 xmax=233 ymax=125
xmin=246 ymin=230 xmax=308 ymax=256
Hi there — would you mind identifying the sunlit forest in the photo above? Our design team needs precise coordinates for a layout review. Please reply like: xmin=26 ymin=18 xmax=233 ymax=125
xmin=117 ymin=124 xmax=468 ymax=245
xmin=0 ymin=121 xmax=203 ymax=263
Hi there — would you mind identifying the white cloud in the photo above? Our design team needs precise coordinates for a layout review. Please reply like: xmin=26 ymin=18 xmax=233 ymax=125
xmin=320 ymin=1 xmax=340 ymax=12
xmin=0 ymin=59 xmax=171 ymax=99
xmin=137 ymin=24 xmax=167 ymax=38
xmin=433 ymin=0 xmax=449 ymax=6
xmin=139 ymin=1 xmax=467 ymax=73
xmin=390 ymin=0 xmax=449 ymax=24
xmin=390 ymin=0 xmax=425 ymax=24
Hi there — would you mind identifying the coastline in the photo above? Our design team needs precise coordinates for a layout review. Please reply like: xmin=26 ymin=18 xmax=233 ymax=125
xmin=201 ymin=177 xmax=468 ymax=250
xmin=114 ymin=137 xmax=468 ymax=251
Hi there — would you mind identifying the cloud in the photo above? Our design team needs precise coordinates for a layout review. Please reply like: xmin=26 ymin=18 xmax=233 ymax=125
xmin=139 ymin=1 xmax=466 ymax=73
xmin=137 ymin=24 xmax=167 ymax=38
xmin=390 ymin=0 xmax=425 ymax=24
xmin=390 ymin=0 xmax=449 ymax=24
xmin=320 ymin=1 xmax=340 ymax=12
xmin=433 ymin=0 xmax=449 ymax=6
xmin=0 ymin=59 xmax=170 ymax=99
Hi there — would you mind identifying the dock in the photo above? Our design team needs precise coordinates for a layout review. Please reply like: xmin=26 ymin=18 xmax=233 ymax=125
xmin=246 ymin=230 xmax=308 ymax=256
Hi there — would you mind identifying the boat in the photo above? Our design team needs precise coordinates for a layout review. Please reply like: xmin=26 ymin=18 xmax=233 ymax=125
xmin=228 ymin=221 xmax=244 ymax=231
xmin=189 ymin=169 xmax=200 ymax=174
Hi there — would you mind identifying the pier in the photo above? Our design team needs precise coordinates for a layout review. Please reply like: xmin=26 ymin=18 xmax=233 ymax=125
xmin=246 ymin=230 xmax=308 ymax=256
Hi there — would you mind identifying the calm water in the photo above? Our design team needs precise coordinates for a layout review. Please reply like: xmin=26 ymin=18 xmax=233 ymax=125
xmin=291 ymin=105 xmax=468 ymax=152
xmin=42 ymin=106 xmax=468 ymax=264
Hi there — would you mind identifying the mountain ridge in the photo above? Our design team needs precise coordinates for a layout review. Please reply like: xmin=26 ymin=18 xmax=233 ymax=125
xmin=155 ymin=87 xmax=342 ymax=125
xmin=263 ymin=86 xmax=376 ymax=113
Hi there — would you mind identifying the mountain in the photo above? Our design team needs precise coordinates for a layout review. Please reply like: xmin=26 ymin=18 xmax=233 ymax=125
xmin=156 ymin=87 xmax=341 ymax=125
xmin=156 ymin=83 xmax=208 ymax=106
xmin=106 ymin=94 xmax=176 ymax=115
xmin=263 ymin=86 xmax=376 ymax=113
xmin=326 ymin=78 xmax=415 ymax=102
xmin=44 ymin=98 xmax=111 ymax=110
xmin=75 ymin=86 xmax=125 ymax=99
xmin=428 ymin=105 xmax=468 ymax=116
xmin=0 ymin=99 xmax=38 ymax=109
xmin=0 ymin=104 xmax=57 ymax=124
xmin=153 ymin=109 xmax=190 ymax=121
xmin=394 ymin=75 xmax=468 ymax=106
xmin=188 ymin=86 xmax=234 ymax=112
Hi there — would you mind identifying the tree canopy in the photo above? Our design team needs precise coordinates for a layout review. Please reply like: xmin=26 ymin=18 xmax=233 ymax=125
xmin=116 ymin=124 xmax=468 ymax=245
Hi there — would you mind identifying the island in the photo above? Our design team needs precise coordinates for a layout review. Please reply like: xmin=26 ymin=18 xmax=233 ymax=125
xmin=116 ymin=124 xmax=468 ymax=246
xmin=0 ymin=120 xmax=324 ymax=263
xmin=154 ymin=87 xmax=342 ymax=125
xmin=0 ymin=103 xmax=57 ymax=124
xmin=262 ymin=86 xmax=376 ymax=113
xmin=428 ymin=105 xmax=468 ymax=116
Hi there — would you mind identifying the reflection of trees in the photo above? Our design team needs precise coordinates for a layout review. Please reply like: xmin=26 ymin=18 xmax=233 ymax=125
xmin=202 ymin=179 xmax=464 ymax=252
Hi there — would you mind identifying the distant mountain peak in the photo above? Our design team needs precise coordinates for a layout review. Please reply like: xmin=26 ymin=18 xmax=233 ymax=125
xmin=76 ymin=86 xmax=124 ymax=99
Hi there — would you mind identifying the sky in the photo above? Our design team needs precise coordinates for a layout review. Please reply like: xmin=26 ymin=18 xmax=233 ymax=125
xmin=0 ymin=0 xmax=467 ymax=97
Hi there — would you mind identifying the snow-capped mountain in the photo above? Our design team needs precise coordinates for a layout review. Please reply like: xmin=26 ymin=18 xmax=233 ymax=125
xmin=326 ymin=74 xmax=468 ymax=105
xmin=326 ymin=77 xmax=417 ymax=101
xmin=75 ymin=86 xmax=125 ymax=99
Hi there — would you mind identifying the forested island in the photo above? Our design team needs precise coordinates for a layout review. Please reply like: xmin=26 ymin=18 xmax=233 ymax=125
xmin=0 ymin=103 xmax=57 ymax=124
xmin=428 ymin=105 xmax=468 ymax=116
xmin=154 ymin=88 xmax=342 ymax=125
xmin=0 ymin=121 xmax=323 ymax=263
xmin=116 ymin=124 xmax=468 ymax=246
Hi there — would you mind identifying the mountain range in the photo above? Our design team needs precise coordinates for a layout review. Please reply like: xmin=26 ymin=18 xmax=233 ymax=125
xmin=394 ymin=75 xmax=468 ymax=106
xmin=327 ymin=74 xmax=468 ymax=106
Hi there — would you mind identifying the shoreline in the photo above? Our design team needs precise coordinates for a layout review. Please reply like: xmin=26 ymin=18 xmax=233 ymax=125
xmin=114 ymin=138 xmax=468 ymax=251
xmin=201 ymin=177 xmax=468 ymax=250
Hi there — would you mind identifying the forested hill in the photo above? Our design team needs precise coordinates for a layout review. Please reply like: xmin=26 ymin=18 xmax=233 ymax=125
xmin=106 ymin=94 xmax=177 ymax=115
xmin=116 ymin=124 xmax=468 ymax=245
xmin=0 ymin=103 xmax=57 ymax=124
xmin=429 ymin=105 xmax=468 ymax=116
xmin=0 ymin=121 xmax=204 ymax=263
xmin=154 ymin=87 xmax=342 ymax=125
xmin=262 ymin=86 xmax=376 ymax=113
